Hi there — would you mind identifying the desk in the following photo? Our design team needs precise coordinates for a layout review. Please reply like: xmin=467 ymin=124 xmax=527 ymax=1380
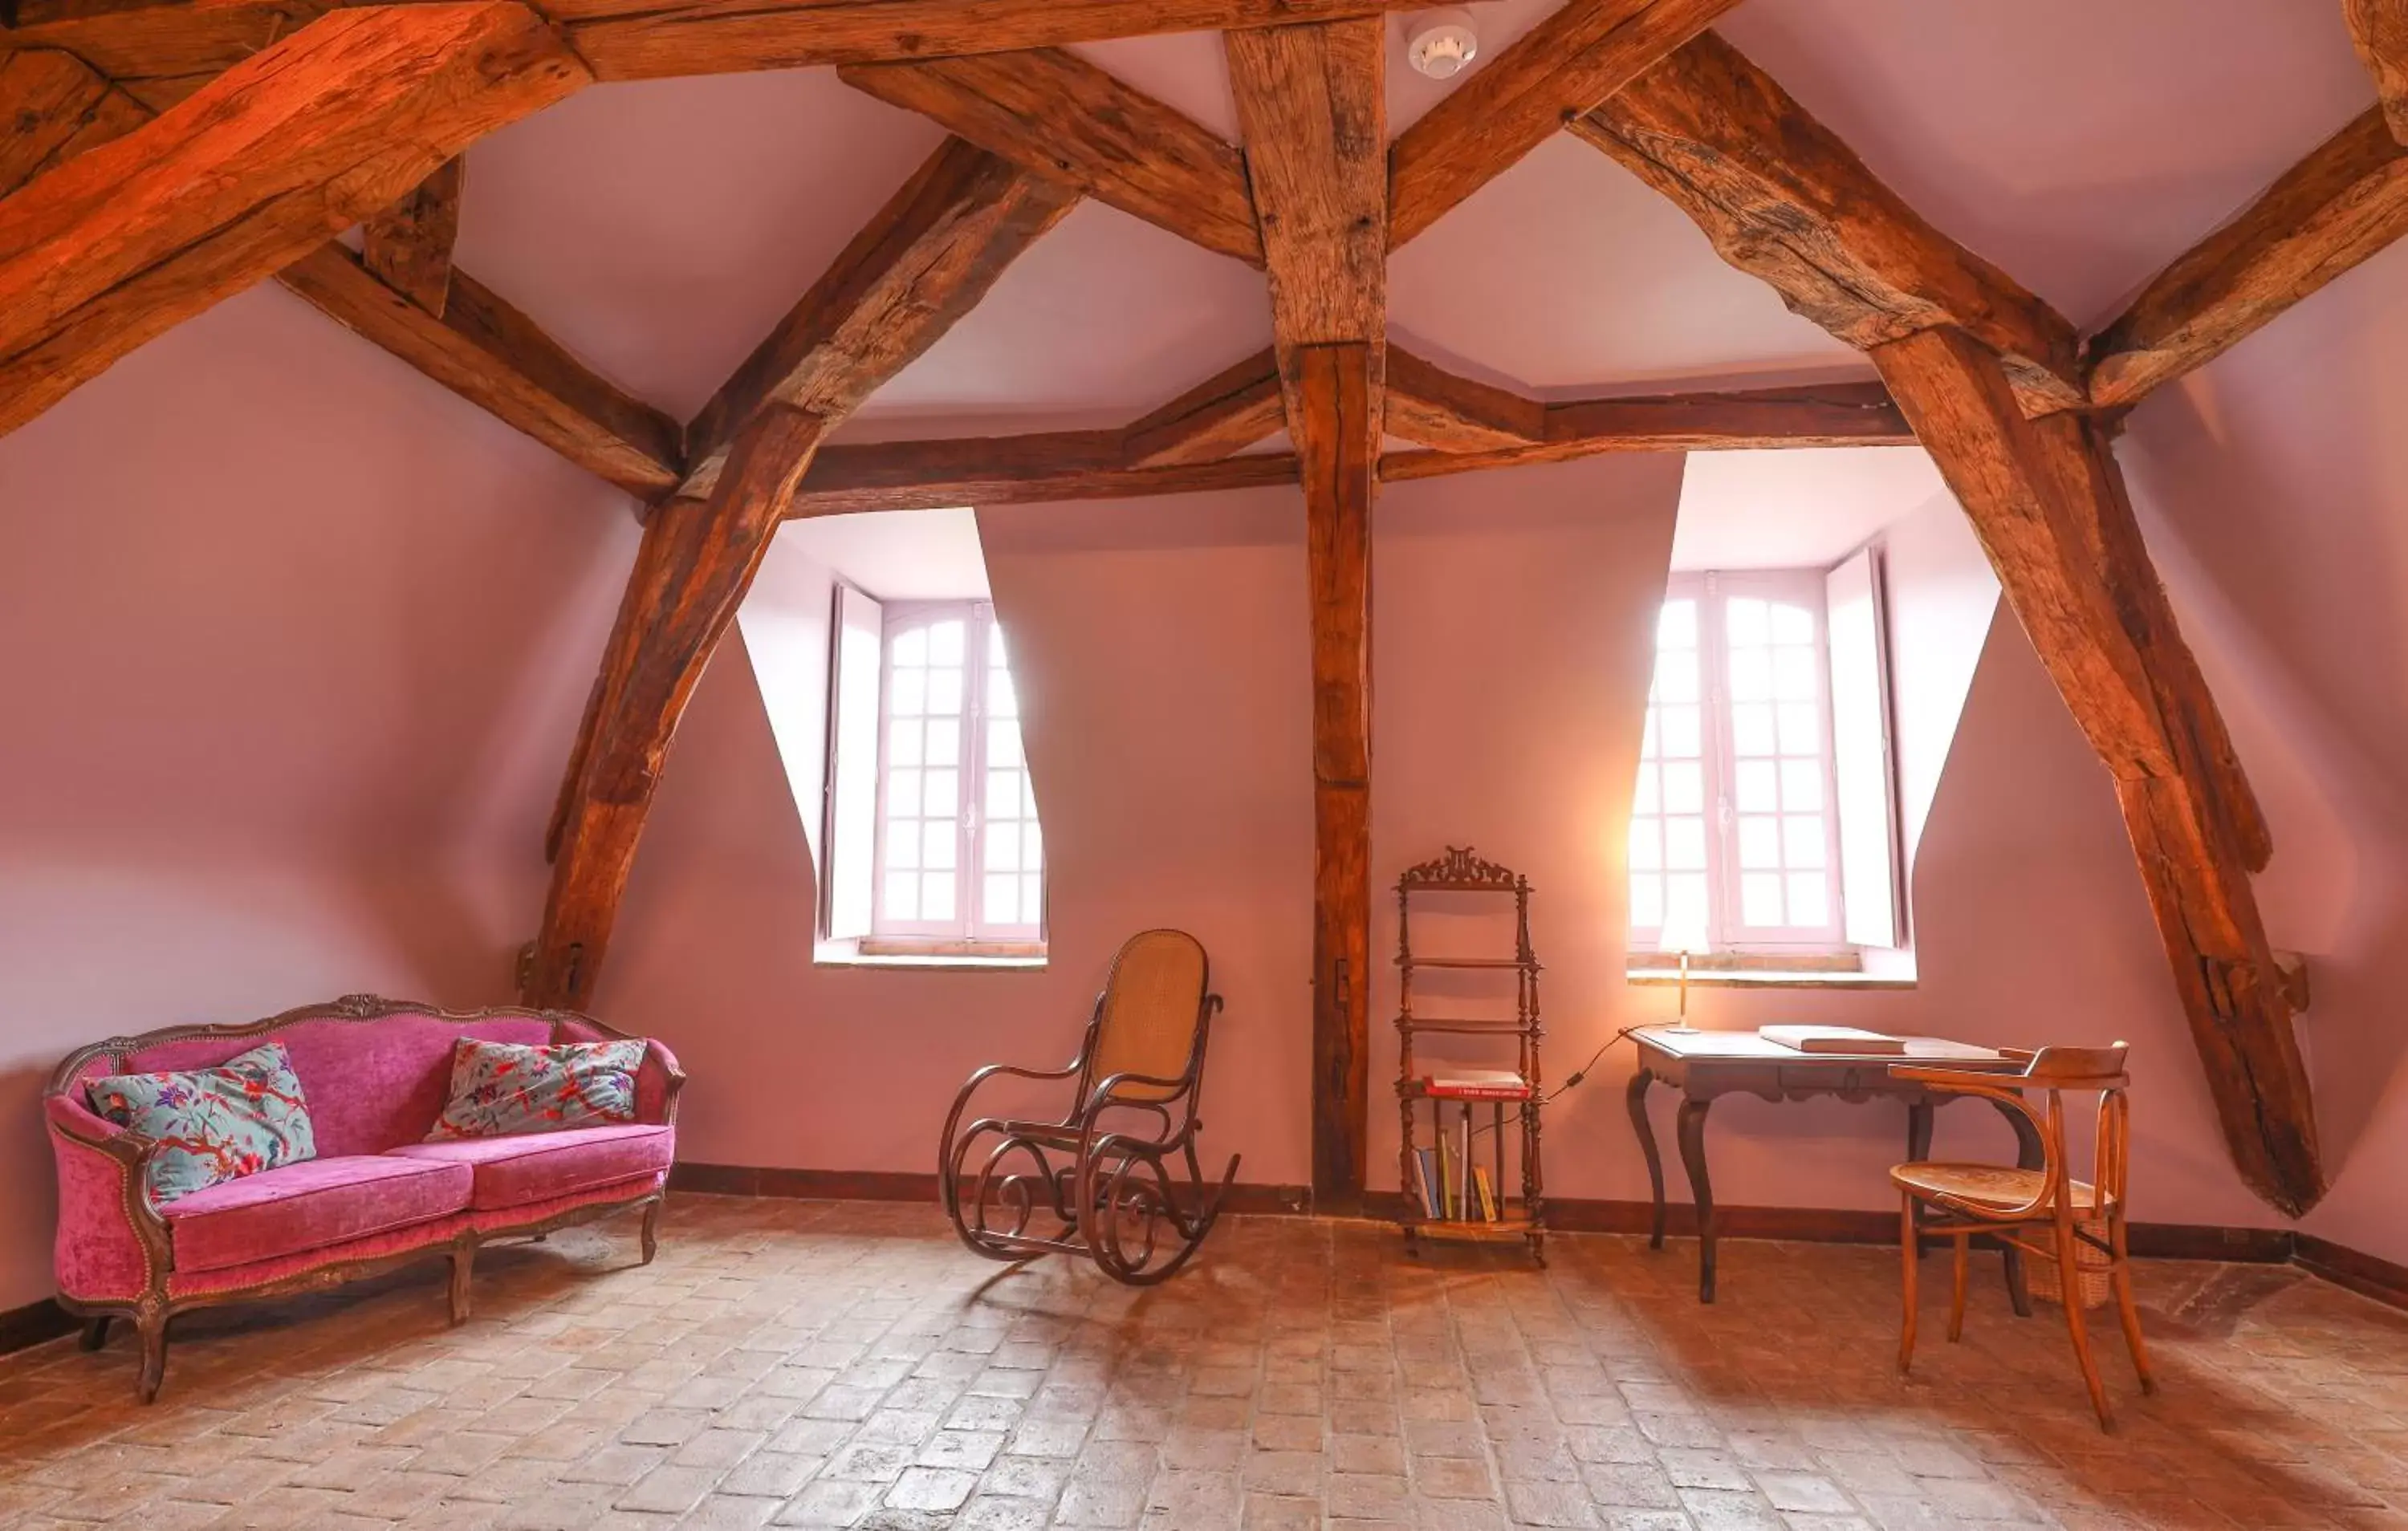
xmin=1625 ymin=1026 xmax=2041 ymax=1303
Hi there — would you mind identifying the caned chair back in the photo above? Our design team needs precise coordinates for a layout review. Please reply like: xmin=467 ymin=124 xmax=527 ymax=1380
xmin=1087 ymin=929 xmax=1210 ymax=1104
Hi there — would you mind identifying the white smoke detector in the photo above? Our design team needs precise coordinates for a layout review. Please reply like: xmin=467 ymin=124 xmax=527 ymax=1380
xmin=1405 ymin=7 xmax=1479 ymax=80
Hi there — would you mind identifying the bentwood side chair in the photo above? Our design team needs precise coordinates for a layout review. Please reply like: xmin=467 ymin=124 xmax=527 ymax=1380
xmin=1887 ymin=1043 xmax=2154 ymax=1432
xmin=938 ymin=929 xmax=1238 ymax=1285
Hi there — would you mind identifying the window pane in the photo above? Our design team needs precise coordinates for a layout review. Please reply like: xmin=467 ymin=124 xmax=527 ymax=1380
xmin=1665 ymin=816 xmax=1707 ymax=871
xmin=885 ymin=872 xmax=919 ymax=920
xmin=921 ymin=769 xmax=958 ymax=816
xmin=1727 ymin=598 xmax=1768 ymax=647
xmin=1023 ymin=873 xmax=1042 ymax=921
xmin=986 ymin=874 xmax=1019 ymax=927
xmin=885 ymin=824 xmax=919 ymax=870
xmin=989 ymin=822 xmax=1021 ymax=871
xmin=1731 ymin=703 xmax=1775 ymax=756
xmin=1788 ymin=872 xmax=1829 ymax=928
xmin=1662 ymin=761 xmax=1703 ymax=815
xmin=892 ymin=627 xmax=927 ymax=667
xmin=1784 ymin=815 xmax=1827 ymax=869
xmin=986 ymin=719 xmax=1023 ymax=768
xmin=1628 ymin=819 xmax=1662 ymax=871
xmin=988 ymin=668 xmax=1018 ymax=718
xmin=887 ymin=769 xmax=920 ymax=817
xmin=1774 ymin=646 xmax=1818 ymax=701
xmin=1659 ymin=705 xmax=1701 ymax=758
xmin=1728 ymin=646 xmax=1771 ymax=702
xmin=987 ymin=770 xmax=1020 ymax=817
xmin=1737 ymin=816 xmax=1780 ymax=870
xmin=890 ymin=667 xmax=926 ymax=717
xmin=921 ymin=821 xmax=957 ymax=871
xmin=921 ymin=872 xmax=955 ymax=922
xmin=888 ymin=720 xmax=922 ymax=766
xmin=1641 ymin=709 xmax=1659 ymax=758
xmin=924 ymin=718 xmax=959 ymax=767
xmin=1735 ymin=759 xmax=1777 ymax=813
xmin=1658 ymin=599 xmax=1697 ymax=649
xmin=1780 ymin=758 xmax=1823 ymax=813
xmin=1629 ymin=875 xmax=1664 ymax=929
xmin=987 ymin=623 xmax=1007 ymax=664
xmin=928 ymin=619 xmax=965 ymax=665
xmin=1740 ymin=871 xmax=1784 ymax=927
xmin=1022 ymin=821 xmax=1043 ymax=870
xmin=928 ymin=667 xmax=965 ymax=716
xmin=1777 ymin=701 xmax=1819 ymax=755
xmin=1769 ymin=603 xmax=1814 ymax=645
xmin=1653 ymin=648 xmax=1698 ymax=704
xmin=1021 ymin=778 xmax=1039 ymax=818
xmin=1668 ymin=873 xmax=1708 ymax=931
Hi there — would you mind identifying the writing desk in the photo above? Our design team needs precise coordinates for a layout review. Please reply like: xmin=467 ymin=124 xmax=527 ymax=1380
xmin=1625 ymin=1025 xmax=2042 ymax=1303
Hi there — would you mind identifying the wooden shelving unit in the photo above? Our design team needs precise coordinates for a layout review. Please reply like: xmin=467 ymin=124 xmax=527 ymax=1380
xmin=1394 ymin=846 xmax=1544 ymax=1264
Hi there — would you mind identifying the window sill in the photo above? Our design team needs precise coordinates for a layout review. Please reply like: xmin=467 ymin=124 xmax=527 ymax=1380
xmin=1626 ymin=968 xmax=1916 ymax=992
xmin=815 ymin=939 xmax=1047 ymax=971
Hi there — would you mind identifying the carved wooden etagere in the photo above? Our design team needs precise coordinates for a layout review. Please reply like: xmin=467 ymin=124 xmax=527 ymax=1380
xmin=1394 ymin=847 xmax=1544 ymax=1263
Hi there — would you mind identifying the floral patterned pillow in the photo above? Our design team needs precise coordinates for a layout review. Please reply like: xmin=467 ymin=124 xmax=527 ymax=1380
xmin=86 ymin=1041 xmax=319 ymax=1207
xmin=426 ymin=1038 xmax=645 ymax=1141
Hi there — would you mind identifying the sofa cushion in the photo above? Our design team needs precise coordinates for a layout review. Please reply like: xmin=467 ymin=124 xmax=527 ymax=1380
xmin=427 ymin=1039 xmax=645 ymax=1140
xmin=165 ymin=1155 xmax=472 ymax=1274
xmin=87 ymin=1041 xmax=319 ymax=1208
xmin=388 ymin=1123 xmax=673 ymax=1211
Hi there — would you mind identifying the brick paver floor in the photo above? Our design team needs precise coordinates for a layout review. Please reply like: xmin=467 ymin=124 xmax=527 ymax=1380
xmin=2 ymin=1194 xmax=2404 ymax=1529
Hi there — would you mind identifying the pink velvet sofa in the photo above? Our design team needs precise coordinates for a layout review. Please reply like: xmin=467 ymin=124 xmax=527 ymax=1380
xmin=45 ymin=994 xmax=682 ymax=1402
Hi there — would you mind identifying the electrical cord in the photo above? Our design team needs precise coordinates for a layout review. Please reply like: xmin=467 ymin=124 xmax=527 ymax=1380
xmin=1447 ymin=1024 xmax=1649 ymax=1143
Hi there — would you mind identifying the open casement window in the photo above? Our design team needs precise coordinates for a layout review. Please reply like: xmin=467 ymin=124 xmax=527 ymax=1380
xmin=869 ymin=601 xmax=1045 ymax=946
xmin=1629 ymin=572 xmax=1852 ymax=952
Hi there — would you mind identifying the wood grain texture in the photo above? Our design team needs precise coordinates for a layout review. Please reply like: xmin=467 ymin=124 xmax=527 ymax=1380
xmin=681 ymin=136 xmax=1077 ymax=493
xmin=2348 ymin=0 xmax=2408 ymax=144
xmin=1873 ymin=325 xmax=2316 ymax=1216
xmin=0 ymin=49 xmax=149 ymax=197
xmin=790 ymin=439 xmax=1301 ymax=514
xmin=277 ymin=243 xmax=684 ymax=497
xmin=1122 ymin=347 xmax=1283 ymax=466
xmin=524 ymin=407 xmax=828 ymax=1010
xmin=840 ymin=48 xmax=1260 ymax=265
xmin=0 ymin=0 xmax=338 ymax=84
xmin=360 ymin=156 xmax=465 ymax=317
xmin=1384 ymin=346 xmax=1545 ymax=449
xmin=1574 ymin=33 xmax=2084 ymax=412
xmin=2085 ymin=108 xmax=2408 ymax=412
xmin=1386 ymin=0 xmax=1737 ymax=248
xmin=564 ymin=0 xmax=1416 ymax=83
xmin=1296 ymin=342 xmax=1375 ymax=1203
xmin=1381 ymin=378 xmax=1912 ymax=476
xmin=0 ymin=2 xmax=588 ymax=440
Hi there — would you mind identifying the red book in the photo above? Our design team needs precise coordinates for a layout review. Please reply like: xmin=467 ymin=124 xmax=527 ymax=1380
xmin=1422 ymin=1070 xmax=1531 ymax=1101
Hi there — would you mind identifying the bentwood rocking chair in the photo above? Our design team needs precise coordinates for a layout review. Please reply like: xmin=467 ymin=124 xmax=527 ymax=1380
xmin=938 ymin=929 xmax=1238 ymax=1285
xmin=1889 ymin=1044 xmax=2154 ymax=1432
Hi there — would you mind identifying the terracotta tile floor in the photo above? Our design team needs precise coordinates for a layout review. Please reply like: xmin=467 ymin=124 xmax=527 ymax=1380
xmin=3 ymin=1196 xmax=2406 ymax=1529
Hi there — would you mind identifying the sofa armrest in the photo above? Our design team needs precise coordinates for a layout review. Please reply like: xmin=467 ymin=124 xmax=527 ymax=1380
xmin=636 ymin=1039 xmax=685 ymax=1127
xmin=45 ymin=1094 xmax=169 ymax=1303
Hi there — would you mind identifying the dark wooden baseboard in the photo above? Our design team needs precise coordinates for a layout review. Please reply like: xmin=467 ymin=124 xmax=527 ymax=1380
xmin=668 ymin=1162 xmax=1317 ymax=1216
xmin=0 ymin=1297 xmax=73 ymax=1359
xmin=2294 ymin=1233 xmax=2408 ymax=1310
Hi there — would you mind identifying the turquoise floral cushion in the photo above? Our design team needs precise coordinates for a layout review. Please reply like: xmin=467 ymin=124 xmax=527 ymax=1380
xmin=426 ymin=1038 xmax=645 ymax=1141
xmin=86 ymin=1041 xmax=319 ymax=1207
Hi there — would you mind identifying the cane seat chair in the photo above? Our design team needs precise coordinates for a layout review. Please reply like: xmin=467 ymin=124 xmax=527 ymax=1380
xmin=938 ymin=929 xmax=1237 ymax=1285
xmin=1889 ymin=1043 xmax=2154 ymax=1432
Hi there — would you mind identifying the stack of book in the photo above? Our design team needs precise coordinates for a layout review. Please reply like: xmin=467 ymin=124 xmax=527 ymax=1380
xmin=1411 ymin=1115 xmax=1504 ymax=1223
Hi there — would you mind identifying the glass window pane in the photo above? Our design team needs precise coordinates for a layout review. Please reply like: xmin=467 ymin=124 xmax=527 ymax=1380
xmin=1777 ymin=701 xmax=1820 ymax=755
xmin=1740 ymin=871 xmax=1784 ymax=927
xmin=1628 ymin=819 xmax=1662 ymax=871
xmin=1774 ymin=646 xmax=1818 ymax=701
xmin=1731 ymin=703 xmax=1775 ymax=757
xmin=928 ymin=668 xmax=964 ymax=716
xmin=986 ymin=874 xmax=1019 ymax=927
xmin=1629 ymin=875 xmax=1664 ymax=929
xmin=989 ymin=822 xmax=1021 ymax=872
xmin=921 ymin=821 xmax=957 ymax=870
xmin=1658 ymin=599 xmax=1697 ymax=649
xmin=1665 ymin=816 xmax=1707 ymax=871
xmin=888 ymin=720 xmax=922 ymax=767
xmin=885 ymin=824 xmax=919 ymax=870
xmin=887 ymin=769 xmax=920 ymax=818
xmin=1660 ymin=705 xmax=1701 ymax=758
xmin=1728 ymin=647 xmax=1771 ymax=702
xmin=921 ymin=769 xmax=958 ymax=816
xmin=921 ymin=872 xmax=954 ymax=922
xmin=1653 ymin=648 xmax=1698 ymax=704
xmin=1668 ymin=874 xmax=1709 ymax=931
xmin=1022 ymin=821 xmax=1043 ymax=870
xmin=1023 ymin=874 xmax=1042 ymax=921
xmin=988 ymin=668 xmax=1018 ymax=718
xmin=1631 ymin=763 xmax=1661 ymax=816
xmin=1780 ymin=758 xmax=1823 ymax=813
xmin=885 ymin=872 xmax=919 ymax=921
xmin=1738 ymin=816 xmax=1780 ymax=870
xmin=988 ymin=623 xmax=1007 ymax=664
xmin=1727 ymin=598 xmax=1768 ymax=647
xmin=1770 ymin=603 xmax=1814 ymax=645
xmin=1641 ymin=709 xmax=1660 ymax=759
xmin=928 ymin=619 xmax=965 ymax=665
xmin=892 ymin=627 xmax=927 ymax=667
xmin=1788 ymin=872 xmax=1829 ymax=928
xmin=923 ymin=718 xmax=959 ymax=767
xmin=1662 ymin=761 xmax=1703 ymax=815
xmin=987 ymin=719 xmax=1023 ymax=768
xmin=890 ymin=668 xmax=926 ymax=717
xmin=1021 ymin=778 xmax=1039 ymax=818
xmin=1735 ymin=759 xmax=1777 ymax=812
xmin=987 ymin=770 xmax=1019 ymax=817
xmin=1784 ymin=815 xmax=1827 ymax=869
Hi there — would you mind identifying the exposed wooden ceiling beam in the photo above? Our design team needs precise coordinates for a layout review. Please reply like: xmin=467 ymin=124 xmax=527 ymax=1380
xmin=1384 ymin=346 xmax=1544 ymax=449
xmin=0 ymin=0 xmax=336 ymax=91
xmin=1572 ymin=32 xmax=2086 ymax=413
xmin=2347 ymin=0 xmax=2408 ymax=144
xmin=360 ymin=157 xmax=466 ymax=319
xmin=840 ymin=48 xmax=1261 ymax=266
xmin=1122 ymin=347 xmax=1284 ymax=466
xmin=0 ymin=49 xmax=148 ymax=197
xmin=278 ymin=245 xmax=685 ymax=497
xmin=2084 ymin=108 xmax=2408 ymax=412
xmin=0 ymin=3 xmax=586 ymax=439
xmin=1382 ymin=377 xmax=1914 ymax=477
xmin=680 ymin=136 xmax=1079 ymax=497
xmin=1873 ymin=323 xmax=2312 ymax=1216
xmin=1387 ymin=0 xmax=1737 ymax=249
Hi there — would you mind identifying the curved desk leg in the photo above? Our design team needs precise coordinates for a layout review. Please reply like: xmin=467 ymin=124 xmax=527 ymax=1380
xmin=1906 ymin=1099 xmax=1935 ymax=1260
xmin=1676 ymin=1097 xmax=1716 ymax=1303
xmin=1995 ymin=1096 xmax=2044 ymax=1318
xmin=1627 ymin=1068 xmax=1666 ymax=1249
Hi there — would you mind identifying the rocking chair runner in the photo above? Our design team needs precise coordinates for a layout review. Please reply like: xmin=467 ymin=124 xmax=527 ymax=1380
xmin=938 ymin=929 xmax=1239 ymax=1285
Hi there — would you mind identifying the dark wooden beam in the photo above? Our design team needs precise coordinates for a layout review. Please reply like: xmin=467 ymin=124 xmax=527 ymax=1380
xmin=1871 ymin=324 xmax=2313 ymax=1216
xmin=2085 ymin=108 xmax=2408 ymax=412
xmin=360 ymin=156 xmax=465 ymax=318
xmin=1386 ymin=0 xmax=1736 ymax=248
xmin=1381 ymin=377 xmax=1913 ymax=477
xmin=0 ymin=48 xmax=148 ymax=197
xmin=1122 ymin=347 xmax=1284 ymax=466
xmin=1384 ymin=346 xmax=1544 ymax=449
xmin=2348 ymin=0 xmax=2408 ymax=145
xmin=277 ymin=244 xmax=685 ymax=497
xmin=840 ymin=48 xmax=1261 ymax=266
xmin=1572 ymin=32 xmax=2085 ymax=412
xmin=681 ymin=136 xmax=1078 ymax=495
xmin=0 ymin=3 xmax=586 ymax=438
xmin=790 ymin=432 xmax=1301 ymax=514
xmin=524 ymin=407 xmax=827 ymax=1009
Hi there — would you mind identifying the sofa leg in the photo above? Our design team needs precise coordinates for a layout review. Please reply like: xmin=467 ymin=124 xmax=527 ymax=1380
xmin=448 ymin=1240 xmax=475 ymax=1326
xmin=641 ymin=1200 xmax=661 ymax=1266
xmin=78 ymin=1317 xmax=110 ymax=1352
xmin=135 ymin=1309 xmax=168 ymax=1404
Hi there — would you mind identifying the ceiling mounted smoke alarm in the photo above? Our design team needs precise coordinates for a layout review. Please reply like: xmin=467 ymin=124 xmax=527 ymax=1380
xmin=1405 ymin=7 xmax=1479 ymax=80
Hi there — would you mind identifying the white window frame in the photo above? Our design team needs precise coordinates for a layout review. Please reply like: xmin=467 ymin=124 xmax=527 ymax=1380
xmin=868 ymin=600 xmax=1045 ymax=946
xmin=1631 ymin=571 xmax=1849 ymax=954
